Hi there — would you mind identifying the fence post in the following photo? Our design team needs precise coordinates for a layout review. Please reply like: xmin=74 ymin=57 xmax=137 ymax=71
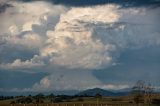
xmin=82 ymin=103 xmax=83 ymax=106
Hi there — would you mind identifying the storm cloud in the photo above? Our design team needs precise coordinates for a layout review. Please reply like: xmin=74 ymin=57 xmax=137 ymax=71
xmin=0 ymin=0 xmax=160 ymax=91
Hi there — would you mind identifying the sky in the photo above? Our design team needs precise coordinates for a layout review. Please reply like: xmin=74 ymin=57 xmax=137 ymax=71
xmin=0 ymin=0 xmax=160 ymax=93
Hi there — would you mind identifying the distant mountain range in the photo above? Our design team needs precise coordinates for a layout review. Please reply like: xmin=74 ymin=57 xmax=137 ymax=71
xmin=76 ymin=88 xmax=129 ymax=97
xmin=0 ymin=88 xmax=129 ymax=96
xmin=0 ymin=90 xmax=79 ymax=96
xmin=1 ymin=87 xmax=159 ymax=96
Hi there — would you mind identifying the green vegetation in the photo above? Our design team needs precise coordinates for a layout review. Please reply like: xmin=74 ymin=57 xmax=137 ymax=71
xmin=0 ymin=93 xmax=160 ymax=106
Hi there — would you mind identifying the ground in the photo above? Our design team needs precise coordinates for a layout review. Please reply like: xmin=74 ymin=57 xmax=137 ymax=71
xmin=0 ymin=95 xmax=160 ymax=106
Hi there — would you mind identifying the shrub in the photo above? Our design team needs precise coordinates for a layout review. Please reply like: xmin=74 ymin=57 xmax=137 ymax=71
xmin=152 ymin=99 xmax=160 ymax=105
xmin=53 ymin=97 xmax=63 ymax=103
xmin=77 ymin=97 xmax=84 ymax=101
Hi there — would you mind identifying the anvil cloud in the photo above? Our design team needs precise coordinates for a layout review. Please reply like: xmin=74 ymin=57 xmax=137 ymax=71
xmin=0 ymin=0 xmax=160 ymax=91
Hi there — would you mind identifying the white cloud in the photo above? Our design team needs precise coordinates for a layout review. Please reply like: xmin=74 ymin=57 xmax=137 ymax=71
xmin=40 ymin=4 xmax=120 ymax=69
xmin=100 ymin=84 xmax=129 ymax=90
xmin=32 ymin=70 xmax=103 ymax=91
xmin=0 ymin=1 xmax=67 ymax=47
xmin=33 ymin=76 xmax=50 ymax=91
xmin=2 ymin=32 xmax=42 ymax=49
xmin=0 ymin=87 xmax=32 ymax=93
xmin=39 ymin=5 xmax=160 ymax=70
xmin=31 ymin=70 xmax=130 ymax=91
xmin=59 ymin=5 xmax=120 ymax=24
xmin=0 ymin=55 xmax=44 ymax=69
xmin=0 ymin=1 xmax=67 ymax=68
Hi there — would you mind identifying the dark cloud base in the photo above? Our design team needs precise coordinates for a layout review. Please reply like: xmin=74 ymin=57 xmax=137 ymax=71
xmin=0 ymin=0 xmax=160 ymax=16
xmin=19 ymin=0 xmax=160 ymax=7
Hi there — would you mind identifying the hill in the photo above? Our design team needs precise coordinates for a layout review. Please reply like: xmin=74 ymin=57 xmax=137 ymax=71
xmin=77 ymin=88 xmax=128 ymax=97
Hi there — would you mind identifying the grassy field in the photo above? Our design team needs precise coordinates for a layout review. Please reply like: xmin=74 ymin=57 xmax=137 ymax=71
xmin=0 ymin=95 xmax=160 ymax=106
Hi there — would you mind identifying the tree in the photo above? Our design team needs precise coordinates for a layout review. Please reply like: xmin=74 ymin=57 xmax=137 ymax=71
xmin=132 ymin=80 xmax=145 ymax=94
xmin=144 ymin=83 xmax=154 ymax=105
xmin=132 ymin=80 xmax=145 ymax=105
xmin=0 ymin=96 xmax=4 ymax=100
xmin=35 ymin=93 xmax=44 ymax=104
xmin=133 ymin=94 xmax=143 ymax=105
xmin=95 ymin=93 xmax=102 ymax=106
xmin=131 ymin=80 xmax=154 ymax=106
xmin=53 ymin=97 xmax=63 ymax=103
xmin=28 ymin=94 xmax=32 ymax=97
xmin=36 ymin=93 xmax=44 ymax=98
xmin=10 ymin=101 xmax=15 ymax=106
xmin=48 ymin=93 xmax=55 ymax=98
xmin=48 ymin=93 xmax=55 ymax=103
xmin=25 ymin=97 xmax=32 ymax=104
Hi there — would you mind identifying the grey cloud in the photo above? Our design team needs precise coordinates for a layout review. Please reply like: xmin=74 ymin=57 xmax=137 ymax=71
xmin=16 ymin=0 xmax=160 ymax=7
xmin=0 ymin=70 xmax=47 ymax=89
xmin=93 ymin=46 xmax=160 ymax=86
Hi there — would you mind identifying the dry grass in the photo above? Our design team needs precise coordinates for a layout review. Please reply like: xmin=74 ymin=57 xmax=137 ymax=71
xmin=0 ymin=94 xmax=160 ymax=106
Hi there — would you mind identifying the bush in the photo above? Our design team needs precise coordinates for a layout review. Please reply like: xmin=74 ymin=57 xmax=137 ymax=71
xmin=16 ymin=98 xmax=25 ymax=104
xmin=77 ymin=97 xmax=84 ymax=102
xmin=10 ymin=101 xmax=15 ymax=104
xmin=111 ymin=98 xmax=122 ymax=101
xmin=53 ymin=97 xmax=63 ymax=103
xmin=152 ymin=99 xmax=160 ymax=105
xmin=133 ymin=94 xmax=144 ymax=104
xmin=36 ymin=98 xmax=44 ymax=103
xmin=25 ymin=97 xmax=32 ymax=104
xmin=16 ymin=97 xmax=32 ymax=104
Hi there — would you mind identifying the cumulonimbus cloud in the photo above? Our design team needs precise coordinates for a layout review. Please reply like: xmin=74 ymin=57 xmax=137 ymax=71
xmin=29 ymin=5 xmax=160 ymax=70
xmin=0 ymin=1 xmax=160 ymax=91
xmin=1 ymin=2 xmax=160 ymax=70
xmin=31 ymin=4 xmax=160 ymax=90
